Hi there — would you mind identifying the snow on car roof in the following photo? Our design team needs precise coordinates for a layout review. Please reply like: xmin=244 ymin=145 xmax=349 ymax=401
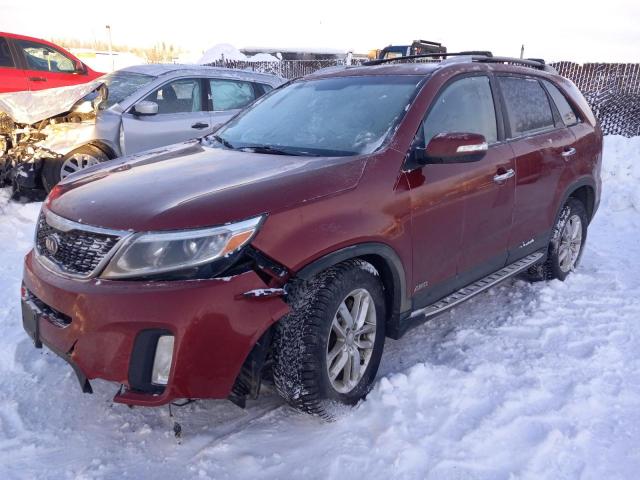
xmin=305 ymin=62 xmax=441 ymax=79
xmin=117 ymin=64 xmax=284 ymax=85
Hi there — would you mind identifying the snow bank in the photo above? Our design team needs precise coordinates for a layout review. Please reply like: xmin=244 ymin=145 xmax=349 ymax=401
xmin=198 ymin=44 xmax=247 ymax=64
xmin=0 ymin=136 xmax=639 ymax=479
xmin=246 ymin=53 xmax=280 ymax=63
xmin=601 ymin=135 xmax=640 ymax=212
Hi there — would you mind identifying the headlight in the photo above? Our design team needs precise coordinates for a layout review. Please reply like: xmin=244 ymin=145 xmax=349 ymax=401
xmin=101 ymin=216 xmax=263 ymax=279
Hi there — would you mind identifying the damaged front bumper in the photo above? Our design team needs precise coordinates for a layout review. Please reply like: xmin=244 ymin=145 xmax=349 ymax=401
xmin=21 ymin=290 xmax=93 ymax=393
xmin=22 ymin=250 xmax=290 ymax=406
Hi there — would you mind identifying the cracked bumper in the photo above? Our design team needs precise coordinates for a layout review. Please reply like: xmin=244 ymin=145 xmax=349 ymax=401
xmin=22 ymin=251 xmax=289 ymax=406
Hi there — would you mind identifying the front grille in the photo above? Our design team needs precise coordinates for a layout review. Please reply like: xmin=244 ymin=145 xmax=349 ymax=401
xmin=35 ymin=211 xmax=122 ymax=277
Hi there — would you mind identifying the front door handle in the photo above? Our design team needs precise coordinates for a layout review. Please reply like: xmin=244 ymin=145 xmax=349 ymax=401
xmin=191 ymin=122 xmax=209 ymax=130
xmin=493 ymin=168 xmax=515 ymax=184
xmin=28 ymin=76 xmax=47 ymax=82
xmin=561 ymin=147 xmax=577 ymax=158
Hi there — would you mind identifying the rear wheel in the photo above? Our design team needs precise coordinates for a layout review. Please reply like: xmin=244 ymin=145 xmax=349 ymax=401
xmin=41 ymin=145 xmax=109 ymax=192
xmin=527 ymin=197 xmax=588 ymax=281
xmin=273 ymin=260 xmax=386 ymax=418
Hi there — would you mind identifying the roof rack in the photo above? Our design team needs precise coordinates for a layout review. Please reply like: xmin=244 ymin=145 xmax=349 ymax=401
xmin=474 ymin=56 xmax=557 ymax=73
xmin=363 ymin=51 xmax=493 ymax=66
xmin=362 ymin=52 xmax=557 ymax=74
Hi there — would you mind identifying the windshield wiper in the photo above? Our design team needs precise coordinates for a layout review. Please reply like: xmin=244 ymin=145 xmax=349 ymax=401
xmin=212 ymin=135 xmax=236 ymax=150
xmin=239 ymin=145 xmax=304 ymax=156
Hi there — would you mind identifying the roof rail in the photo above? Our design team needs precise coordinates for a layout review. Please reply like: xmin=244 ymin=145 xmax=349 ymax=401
xmin=362 ymin=51 xmax=493 ymax=66
xmin=473 ymin=56 xmax=557 ymax=73
xmin=362 ymin=51 xmax=557 ymax=74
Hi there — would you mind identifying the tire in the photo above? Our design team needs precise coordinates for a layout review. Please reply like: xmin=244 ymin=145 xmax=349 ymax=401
xmin=526 ymin=197 xmax=588 ymax=281
xmin=273 ymin=259 xmax=386 ymax=418
xmin=41 ymin=144 xmax=109 ymax=192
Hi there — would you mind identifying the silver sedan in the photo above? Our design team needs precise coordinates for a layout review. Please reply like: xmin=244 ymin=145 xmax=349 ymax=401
xmin=5 ymin=64 xmax=285 ymax=191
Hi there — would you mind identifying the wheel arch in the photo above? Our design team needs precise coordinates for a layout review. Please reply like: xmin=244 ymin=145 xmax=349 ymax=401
xmin=295 ymin=242 xmax=411 ymax=329
xmin=559 ymin=178 xmax=597 ymax=222
xmin=87 ymin=140 xmax=118 ymax=159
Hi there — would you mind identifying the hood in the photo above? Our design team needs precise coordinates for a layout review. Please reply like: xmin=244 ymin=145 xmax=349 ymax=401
xmin=48 ymin=140 xmax=367 ymax=231
xmin=0 ymin=81 xmax=103 ymax=125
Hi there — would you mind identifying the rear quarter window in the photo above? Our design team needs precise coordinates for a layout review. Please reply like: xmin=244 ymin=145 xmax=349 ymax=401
xmin=542 ymin=79 xmax=579 ymax=126
xmin=498 ymin=76 xmax=554 ymax=137
xmin=256 ymin=83 xmax=273 ymax=96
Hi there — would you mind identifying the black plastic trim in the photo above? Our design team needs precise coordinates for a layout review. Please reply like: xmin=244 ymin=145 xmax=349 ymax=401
xmin=295 ymin=242 xmax=410 ymax=317
xmin=559 ymin=178 xmax=598 ymax=222
xmin=6 ymin=37 xmax=27 ymax=70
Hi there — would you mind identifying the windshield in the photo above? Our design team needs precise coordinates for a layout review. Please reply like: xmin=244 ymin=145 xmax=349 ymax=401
xmin=98 ymin=71 xmax=156 ymax=109
xmin=212 ymin=75 xmax=424 ymax=156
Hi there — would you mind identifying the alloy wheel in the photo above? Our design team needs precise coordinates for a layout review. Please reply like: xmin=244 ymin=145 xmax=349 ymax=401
xmin=326 ymin=288 xmax=377 ymax=394
xmin=558 ymin=214 xmax=583 ymax=272
xmin=60 ymin=153 xmax=101 ymax=180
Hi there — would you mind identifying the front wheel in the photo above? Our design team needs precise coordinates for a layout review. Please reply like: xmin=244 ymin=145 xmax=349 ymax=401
xmin=273 ymin=260 xmax=386 ymax=418
xmin=41 ymin=145 xmax=109 ymax=192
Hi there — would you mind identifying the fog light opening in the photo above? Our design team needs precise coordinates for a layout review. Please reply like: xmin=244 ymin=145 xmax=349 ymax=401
xmin=151 ymin=335 xmax=174 ymax=386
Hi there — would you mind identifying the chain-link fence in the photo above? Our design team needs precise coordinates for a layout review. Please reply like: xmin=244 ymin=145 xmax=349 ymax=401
xmin=551 ymin=62 xmax=640 ymax=137
xmin=205 ymin=59 xmax=640 ymax=137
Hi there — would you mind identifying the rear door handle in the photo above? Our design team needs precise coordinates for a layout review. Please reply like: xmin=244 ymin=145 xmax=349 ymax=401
xmin=562 ymin=147 xmax=577 ymax=158
xmin=493 ymin=168 xmax=515 ymax=184
xmin=28 ymin=76 xmax=47 ymax=82
xmin=191 ymin=122 xmax=209 ymax=129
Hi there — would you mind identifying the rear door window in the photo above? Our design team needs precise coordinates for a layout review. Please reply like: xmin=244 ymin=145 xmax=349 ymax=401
xmin=423 ymin=75 xmax=498 ymax=144
xmin=209 ymin=79 xmax=256 ymax=111
xmin=541 ymin=79 xmax=579 ymax=126
xmin=143 ymin=78 xmax=203 ymax=114
xmin=498 ymin=76 xmax=554 ymax=137
xmin=0 ymin=37 xmax=14 ymax=68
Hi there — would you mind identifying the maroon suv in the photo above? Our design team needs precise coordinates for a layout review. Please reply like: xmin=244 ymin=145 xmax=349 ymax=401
xmin=21 ymin=53 xmax=602 ymax=417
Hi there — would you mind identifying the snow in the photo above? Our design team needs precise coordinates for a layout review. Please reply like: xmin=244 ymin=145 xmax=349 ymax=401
xmin=0 ymin=135 xmax=640 ymax=478
xmin=246 ymin=53 xmax=280 ymax=63
xmin=197 ymin=45 xmax=280 ymax=64
xmin=198 ymin=44 xmax=248 ymax=64
xmin=69 ymin=49 xmax=147 ymax=73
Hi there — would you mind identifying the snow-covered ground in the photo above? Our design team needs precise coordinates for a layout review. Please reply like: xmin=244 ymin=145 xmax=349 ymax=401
xmin=0 ymin=136 xmax=639 ymax=479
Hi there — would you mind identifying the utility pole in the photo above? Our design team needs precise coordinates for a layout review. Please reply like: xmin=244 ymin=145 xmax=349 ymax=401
xmin=106 ymin=25 xmax=114 ymax=72
xmin=520 ymin=44 xmax=525 ymax=59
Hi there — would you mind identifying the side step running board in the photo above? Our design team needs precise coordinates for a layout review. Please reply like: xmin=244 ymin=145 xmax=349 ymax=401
xmin=410 ymin=250 xmax=545 ymax=320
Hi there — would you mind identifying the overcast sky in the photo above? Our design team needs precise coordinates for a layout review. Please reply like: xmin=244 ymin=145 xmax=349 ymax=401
xmin=1 ymin=0 xmax=638 ymax=62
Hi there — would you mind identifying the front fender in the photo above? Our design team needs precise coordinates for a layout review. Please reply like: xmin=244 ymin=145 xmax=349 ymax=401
xmin=37 ymin=122 xmax=99 ymax=156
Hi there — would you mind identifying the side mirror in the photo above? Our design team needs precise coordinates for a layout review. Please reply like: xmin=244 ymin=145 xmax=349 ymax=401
xmin=421 ymin=132 xmax=488 ymax=164
xmin=133 ymin=101 xmax=159 ymax=116
xmin=75 ymin=60 xmax=87 ymax=74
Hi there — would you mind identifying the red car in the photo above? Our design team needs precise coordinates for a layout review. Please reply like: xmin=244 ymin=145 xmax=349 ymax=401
xmin=21 ymin=53 xmax=602 ymax=418
xmin=0 ymin=32 xmax=102 ymax=94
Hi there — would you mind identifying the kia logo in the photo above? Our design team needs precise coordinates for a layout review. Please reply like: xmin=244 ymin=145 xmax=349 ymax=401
xmin=44 ymin=234 xmax=60 ymax=255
